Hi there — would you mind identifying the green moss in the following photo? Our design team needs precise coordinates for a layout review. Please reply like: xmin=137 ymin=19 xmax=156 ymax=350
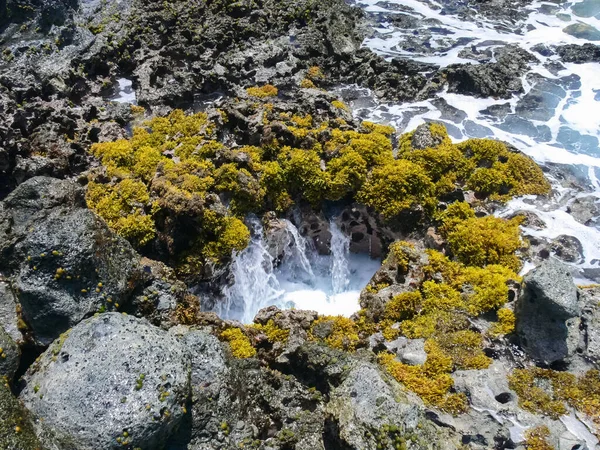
xmin=202 ymin=213 xmax=250 ymax=262
xmin=0 ymin=382 xmax=41 ymax=449
xmin=220 ymin=328 xmax=256 ymax=358
xmin=508 ymin=368 xmax=574 ymax=419
xmin=281 ymin=148 xmax=329 ymax=205
xmin=385 ymin=241 xmax=417 ymax=272
xmin=384 ymin=291 xmax=422 ymax=322
xmin=378 ymin=351 xmax=468 ymax=415
xmin=396 ymin=125 xmax=549 ymax=201
xmin=509 ymin=368 xmax=600 ymax=433
xmin=488 ymin=307 xmax=516 ymax=337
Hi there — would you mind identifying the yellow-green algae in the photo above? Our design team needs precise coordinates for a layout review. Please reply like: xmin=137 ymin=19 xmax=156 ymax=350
xmin=86 ymin=106 xmax=548 ymax=279
xmin=220 ymin=327 xmax=256 ymax=359
xmin=509 ymin=367 xmax=600 ymax=435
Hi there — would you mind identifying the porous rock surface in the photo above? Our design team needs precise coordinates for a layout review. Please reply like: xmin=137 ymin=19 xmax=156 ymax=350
xmin=20 ymin=312 xmax=191 ymax=450
xmin=0 ymin=177 xmax=142 ymax=345
xmin=515 ymin=258 xmax=582 ymax=364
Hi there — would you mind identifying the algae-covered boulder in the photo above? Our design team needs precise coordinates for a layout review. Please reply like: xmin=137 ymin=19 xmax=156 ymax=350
xmin=515 ymin=258 xmax=581 ymax=364
xmin=0 ymin=382 xmax=41 ymax=450
xmin=20 ymin=313 xmax=191 ymax=450
xmin=0 ymin=177 xmax=143 ymax=345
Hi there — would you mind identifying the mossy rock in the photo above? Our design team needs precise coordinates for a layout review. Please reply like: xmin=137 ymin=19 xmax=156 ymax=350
xmin=0 ymin=382 xmax=41 ymax=450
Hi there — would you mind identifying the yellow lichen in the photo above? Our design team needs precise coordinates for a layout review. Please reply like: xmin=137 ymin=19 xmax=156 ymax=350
xmin=310 ymin=316 xmax=360 ymax=352
xmin=252 ymin=320 xmax=290 ymax=344
xmin=489 ymin=308 xmax=516 ymax=337
xmin=246 ymin=85 xmax=278 ymax=98
xmin=220 ymin=328 xmax=256 ymax=358
xmin=524 ymin=426 xmax=555 ymax=450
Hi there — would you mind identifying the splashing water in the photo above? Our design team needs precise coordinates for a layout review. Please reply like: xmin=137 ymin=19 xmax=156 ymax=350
xmin=330 ymin=220 xmax=351 ymax=294
xmin=220 ymin=219 xmax=380 ymax=323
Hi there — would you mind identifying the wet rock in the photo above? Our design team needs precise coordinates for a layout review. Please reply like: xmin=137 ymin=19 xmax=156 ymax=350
xmin=263 ymin=214 xmax=291 ymax=263
xmin=295 ymin=206 xmax=331 ymax=255
xmin=567 ymin=195 xmax=600 ymax=227
xmin=337 ymin=203 xmax=399 ymax=258
xmin=20 ymin=313 xmax=191 ymax=450
xmin=551 ymin=235 xmax=584 ymax=264
xmin=515 ymin=258 xmax=581 ymax=364
xmin=556 ymin=43 xmax=600 ymax=63
xmin=174 ymin=327 xmax=325 ymax=450
xmin=509 ymin=210 xmax=546 ymax=230
xmin=453 ymin=361 xmax=515 ymax=411
xmin=563 ymin=23 xmax=600 ymax=41
xmin=443 ymin=45 xmax=537 ymax=99
xmin=0 ymin=383 xmax=42 ymax=450
xmin=360 ymin=241 xmax=428 ymax=321
xmin=128 ymin=257 xmax=192 ymax=329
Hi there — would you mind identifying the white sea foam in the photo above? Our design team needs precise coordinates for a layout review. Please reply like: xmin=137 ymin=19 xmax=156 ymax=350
xmin=111 ymin=78 xmax=137 ymax=104
xmin=221 ymin=218 xmax=380 ymax=323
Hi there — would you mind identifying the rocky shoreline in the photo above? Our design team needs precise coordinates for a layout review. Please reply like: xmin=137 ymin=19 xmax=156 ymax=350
xmin=1 ymin=0 xmax=600 ymax=449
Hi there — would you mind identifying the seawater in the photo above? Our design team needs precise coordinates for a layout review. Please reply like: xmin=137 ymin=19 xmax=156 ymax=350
xmin=349 ymin=0 xmax=600 ymax=280
xmin=220 ymin=217 xmax=380 ymax=323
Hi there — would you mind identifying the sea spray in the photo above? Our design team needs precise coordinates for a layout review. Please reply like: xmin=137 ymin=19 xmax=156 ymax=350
xmin=330 ymin=220 xmax=350 ymax=294
xmin=221 ymin=217 xmax=284 ymax=323
xmin=221 ymin=218 xmax=381 ymax=322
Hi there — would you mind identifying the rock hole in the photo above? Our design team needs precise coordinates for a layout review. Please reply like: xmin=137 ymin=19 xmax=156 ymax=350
xmin=495 ymin=392 xmax=512 ymax=404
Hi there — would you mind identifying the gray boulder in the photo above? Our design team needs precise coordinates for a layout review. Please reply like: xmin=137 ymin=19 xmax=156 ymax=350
xmin=326 ymin=360 xmax=460 ymax=449
xmin=0 ymin=326 xmax=19 ymax=379
xmin=175 ymin=327 xmax=326 ymax=450
xmin=579 ymin=286 xmax=600 ymax=366
xmin=20 ymin=313 xmax=191 ymax=450
xmin=0 ymin=177 xmax=143 ymax=345
xmin=0 ymin=279 xmax=21 ymax=343
xmin=515 ymin=258 xmax=581 ymax=364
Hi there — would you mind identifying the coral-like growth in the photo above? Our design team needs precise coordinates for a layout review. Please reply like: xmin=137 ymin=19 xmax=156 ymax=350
xmin=488 ymin=308 xmax=516 ymax=337
xmin=357 ymin=160 xmax=435 ymax=219
xmin=440 ymin=205 xmax=523 ymax=272
xmin=252 ymin=320 xmax=290 ymax=344
xmin=397 ymin=124 xmax=549 ymax=202
xmin=379 ymin=351 xmax=468 ymax=415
